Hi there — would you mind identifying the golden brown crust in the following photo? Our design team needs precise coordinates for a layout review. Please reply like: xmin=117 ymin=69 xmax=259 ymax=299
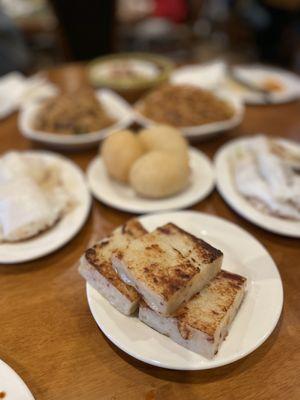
xmin=139 ymin=270 xmax=246 ymax=340
xmin=175 ymin=270 xmax=246 ymax=338
xmin=122 ymin=218 xmax=147 ymax=237
xmin=115 ymin=223 xmax=222 ymax=301
xmin=120 ymin=234 xmax=198 ymax=300
xmin=157 ymin=223 xmax=223 ymax=263
xmin=85 ymin=219 xmax=146 ymax=302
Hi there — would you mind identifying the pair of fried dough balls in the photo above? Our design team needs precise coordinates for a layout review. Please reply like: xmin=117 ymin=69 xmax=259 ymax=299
xmin=101 ymin=125 xmax=189 ymax=198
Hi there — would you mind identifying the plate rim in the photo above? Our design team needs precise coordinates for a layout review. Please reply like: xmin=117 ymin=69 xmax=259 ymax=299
xmin=86 ymin=147 xmax=215 ymax=214
xmin=86 ymin=210 xmax=283 ymax=370
xmin=214 ymin=136 xmax=300 ymax=237
xmin=231 ymin=64 xmax=300 ymax=105
xmin=0 ymin=359 xmax=35 ymax=400
xmin=0 ymin=150 xmax=92 ymax=263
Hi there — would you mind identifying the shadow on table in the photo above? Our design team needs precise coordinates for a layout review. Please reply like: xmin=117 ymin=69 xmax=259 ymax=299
xmin=101 ymin=313 xmax=283 ymax=384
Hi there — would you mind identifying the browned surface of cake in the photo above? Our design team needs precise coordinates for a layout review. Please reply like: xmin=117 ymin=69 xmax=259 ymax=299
xmin=113 ymin=222 xmax=223 ymax=315
xmin=139 ymin=269 xmax=247 ymax=358
xmin=175 ymin=270 xmax=246 ymax=338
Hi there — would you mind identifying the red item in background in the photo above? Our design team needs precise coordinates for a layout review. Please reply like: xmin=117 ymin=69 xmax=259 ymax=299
xmin=154 ymin=0 xmax=188 ymax=23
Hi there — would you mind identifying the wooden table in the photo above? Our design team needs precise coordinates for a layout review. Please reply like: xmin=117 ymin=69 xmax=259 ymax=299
xmin=1 ymin=64 xmax=300 ymax=400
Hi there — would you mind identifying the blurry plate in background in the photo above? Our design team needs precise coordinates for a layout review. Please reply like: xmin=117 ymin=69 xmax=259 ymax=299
xmin=214 ymin=137 xmax=300 ymax=237
xmin=171 ymin=62 xmax=300 ymax=106
xmin=0 ymin=359 xmax=34 ymax=400
xmin=88 ymin=52 xmax=173 ymax=102
xmin=87 ymin=147 xmax=215 ymax=214
xmin=134 ymin=91 xmax=244 ymax=141
xmin=226 ymin=65 xmax=300 ymax=105
xmin=0 ymin=152 xmax=91 ymax=263
xmin=0 ymin=72 xmax=58 ymax=119
xmin=19 ymin=89 xmax=134 ymax=150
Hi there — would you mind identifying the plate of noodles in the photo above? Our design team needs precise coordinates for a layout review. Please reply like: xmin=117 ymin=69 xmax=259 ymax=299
xmin=19 ymin=88 xmax=134 ymax=149
xmin=134 ymin=84 xmax=244 ymax=140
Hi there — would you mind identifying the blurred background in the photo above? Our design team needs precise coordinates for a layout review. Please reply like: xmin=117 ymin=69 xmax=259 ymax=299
xmin=1 ymin=0 xmax=300 ymax=76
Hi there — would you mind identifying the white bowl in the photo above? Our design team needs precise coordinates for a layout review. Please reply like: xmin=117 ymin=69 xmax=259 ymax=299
xmin=18 ymin=89 xmax=134 ymax=150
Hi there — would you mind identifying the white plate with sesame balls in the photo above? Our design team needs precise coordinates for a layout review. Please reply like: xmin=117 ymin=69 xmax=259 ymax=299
xmin=87 ymin=147 xmax=215 ymax=213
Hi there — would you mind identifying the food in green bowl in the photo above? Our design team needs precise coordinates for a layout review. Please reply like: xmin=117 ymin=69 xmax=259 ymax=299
xmin=88 ymin=53 xmax=174 ymax=94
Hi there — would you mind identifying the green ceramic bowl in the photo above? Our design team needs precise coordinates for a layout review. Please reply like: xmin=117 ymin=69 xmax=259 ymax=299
xmin=87 ymin=53 xmax=174 ymax=102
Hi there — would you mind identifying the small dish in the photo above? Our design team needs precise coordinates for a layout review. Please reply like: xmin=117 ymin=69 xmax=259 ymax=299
xmin=19 ymin=89 xmax=134 ymax=150
xmin=86 ymin=210 xmax=283 ymax=370
xmin=88 ymin=52 xmax=173 ymax=101
xmin=87 ymin=147 xmax=215 ymax=214
xmin=0 ymin=359 xmax=34 ymax=400
xmin=0 ymin=151 xmax=91 ymax=263
xmin=225 ymin=65 xmax=300 ymax=105
xmin=214 ymin=137 xmax=300 ymax=237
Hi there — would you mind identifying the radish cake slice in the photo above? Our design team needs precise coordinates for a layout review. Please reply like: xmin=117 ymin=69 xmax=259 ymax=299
xmin=79 ymin=219 xmax=147 ymax=315
xmin=139 ymin=270 xmax=247 ymax=359
xmin=112 ymin=223 xmax=223 ymax=316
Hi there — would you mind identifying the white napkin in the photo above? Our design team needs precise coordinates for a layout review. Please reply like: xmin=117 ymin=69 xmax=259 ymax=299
xmin=170 ymin=61 xmax=227 ymax=90
xmin=0 ymin=72 xmax=58 ymax=119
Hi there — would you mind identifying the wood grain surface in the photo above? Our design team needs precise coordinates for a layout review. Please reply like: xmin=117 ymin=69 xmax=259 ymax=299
xmin=1 ymin=64 xmax=299 ymax=400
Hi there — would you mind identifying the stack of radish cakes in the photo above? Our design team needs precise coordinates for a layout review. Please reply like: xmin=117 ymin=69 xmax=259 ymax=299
xmin=79 ymin=218 xmax=247 ymax=359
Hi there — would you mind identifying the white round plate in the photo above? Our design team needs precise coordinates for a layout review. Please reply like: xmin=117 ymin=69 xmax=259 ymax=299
xmin=18 ymin=89 xmax=134 ymax=150
xmin=226 ymin=65 xmax=300 ymax=105
xmin=214 ymin=137 xmax=300 ymax=237
xmin=0 ymin=151 xmax=91 ymax=263
xmin=86 ymin=210 xmax=283 ymax=370
xmin=0 ymin=359 xmax=34 ymax=400
xmin=87 ymin=147 xmax=214 ymax=213
xmin=134 ymin=90 xmax=244 ymax=141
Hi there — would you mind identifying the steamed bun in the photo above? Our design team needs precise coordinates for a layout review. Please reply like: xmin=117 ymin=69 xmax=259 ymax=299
xmin=101 ymin=130 xmax=144 ymax=183
xmin=138 ymin=125 xmax=188 ymax=163
xmin=129 ymin=151 xmax=189 ymax=198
